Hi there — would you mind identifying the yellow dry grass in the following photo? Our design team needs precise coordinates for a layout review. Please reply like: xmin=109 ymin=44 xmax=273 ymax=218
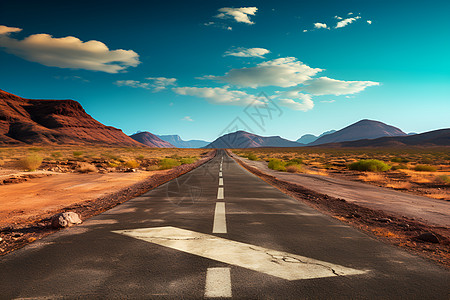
xmin=427 ymin=193 xmax=450 ymax=200
xmin=385 ymin=181 xmax=412 ymax=190
xmin=303 ymin=169 xmax=329 ymax=176
xmin=359 ymin=172 xmax=385 ymax=182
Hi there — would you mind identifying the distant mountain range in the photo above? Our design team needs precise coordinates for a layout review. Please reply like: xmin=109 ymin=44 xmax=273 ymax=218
xmin=0 ymin=89 xmax=143 ymax=146
xmin=297 ymin=130 xmax=336 ymax=144
xmin=322 ymin=128 xmax=450 ymax=147
xmin=204 ymin=131 xmax=302 ymax=148
xmin=1 ymin=89 xmax=447 ymax=148
xmin=129 ymin=132 xmax=175 ymax=148
xmin=308 ymin=119 xmax=407 ymax=146
xmin=157 ymin=134 xmax=209 ymax=148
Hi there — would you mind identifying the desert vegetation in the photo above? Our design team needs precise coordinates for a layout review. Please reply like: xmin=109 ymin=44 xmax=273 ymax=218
xmin=233 ymin=147 xmax=450 ymax=201
xmin=0 ymin=146 xmax=209 ymax=176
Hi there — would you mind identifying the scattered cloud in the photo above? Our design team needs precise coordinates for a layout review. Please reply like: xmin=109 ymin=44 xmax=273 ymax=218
xmin=276 ymin=92 xmax=314 ymax=111
xmin=367 ymin=20 xmax=372 ymax=24
xmin=314 ymin=23 xmax=328 ymax=29
xmin=0 ymin=25 xmax=140 ymax=73
xmin=173 ymin=86 xmax=265 ymax=106
xmin=204 ymin=57 xmax=323 ymax=88
xmin=303 ymin=29 xmax=308 ymax=33
xmin=0 ymin=25 xmax=22 ymax=35
xmin=335 ymin=16 xmax=361 ymax=28
xmin=320 ymin=99 xmax=336 ymax=103
xmin=334 ymin=16 xmax=343 ymax=20
xmin=182 ymin=116 xmax=194 ymax=122
xmin=146 ymin=77 xmax=177 ymax=92
xmin=227 ymin=26 xmax=233 ymax=31
xmin=114 ymin=80 xmax=150 ymax=89
xmin=215 ymin=7 xmax=258 ymax=24
xmin=224 ymin=47 xmax=270 ymax=58
xmin=299 ymin=77 xmax=379 ymax=95
xmin=54 ymin=75 xmax=89 ymax=82
xmin=115 ymin=77 xmax=177 ymax=92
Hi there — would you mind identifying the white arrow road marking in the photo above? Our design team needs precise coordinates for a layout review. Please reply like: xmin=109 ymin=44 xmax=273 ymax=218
xmin=112 ymin=227 xmax=368 ymax=281
xmin=217 ymin=187 xmax=224 ymax=200
xmin=219 ymin=178 xmax=224 ymax=186
xmin=213 ymin=202 xmax=227 ymax=233
xmin=205 ymin=267 xmax=232 ymax=298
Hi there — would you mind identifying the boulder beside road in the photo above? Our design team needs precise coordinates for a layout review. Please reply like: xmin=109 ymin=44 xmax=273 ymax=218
xmin=51 ymin=212 xmax=82 ymax=228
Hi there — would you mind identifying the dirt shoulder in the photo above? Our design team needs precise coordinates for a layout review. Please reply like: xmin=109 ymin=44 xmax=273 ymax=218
xmin=234 ymin=156 xmax=450 ymax=228
xmin=0 ymin=150 xmax=216 ymax=255
xmin=229 ymin=151 xmax=450 ymax=267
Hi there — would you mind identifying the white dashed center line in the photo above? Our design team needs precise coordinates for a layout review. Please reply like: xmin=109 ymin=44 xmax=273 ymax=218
xmin=205 ymin=267 xmax=232 ymax=298
xmin=213 ymin=202 xmax=227 ymax=233
xmin=219 ymin=178 xmax=223 ymax=186
xmin=217 ymin=187 xmax=224 ymax=200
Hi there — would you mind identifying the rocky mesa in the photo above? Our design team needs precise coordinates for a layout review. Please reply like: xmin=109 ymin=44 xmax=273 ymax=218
xmin=0 ymin=89 xmax=143 ymax=146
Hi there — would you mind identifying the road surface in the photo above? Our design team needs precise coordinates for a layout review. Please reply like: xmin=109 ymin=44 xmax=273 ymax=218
xmin=0 ymin=150 xmax=449 ymax=299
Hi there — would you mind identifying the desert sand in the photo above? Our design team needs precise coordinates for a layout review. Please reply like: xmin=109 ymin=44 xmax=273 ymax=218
xmin=0 ymin=170 xmax=166 ymax=227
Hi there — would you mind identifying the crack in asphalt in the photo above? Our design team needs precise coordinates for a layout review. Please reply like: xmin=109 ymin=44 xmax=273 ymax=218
xmin=259 ymin=248 xmax=342 ymax=276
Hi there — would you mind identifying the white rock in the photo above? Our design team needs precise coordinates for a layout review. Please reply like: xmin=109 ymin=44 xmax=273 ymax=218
xmin=51 ymin=212 xmax=82 ymax=228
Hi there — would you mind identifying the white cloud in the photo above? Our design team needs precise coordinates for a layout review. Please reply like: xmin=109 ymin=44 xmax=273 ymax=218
xmin=115 ymin=77 xmax=176 ymax=92
xmin=0 ymin=25 xmax=22 ymax=35
xmin=314 ymin=23 xmax=328 ymax=29
xmin=173 ymin=86 xmax=265 ymax=106
xmin=227 ymin=26 xmax=233 ymax=31
xmin=205 ymin=57 xmax=323 ymax=88
xmin=303 ymin=29 xmax=308 ymax=33
xmin=182 ymin=116 xmax=193 ymax=122
xmin=320 ymin=99 xmax=336 ymax=103
xmin=146 ymin=77 xmax=177 ymax=92
xmin=215 ymin=7 xmax=258 ymax=24
xmin=335 ymin=16 xmax=361 ymax=28
xmin=114 ymin=80 xmax=150 ymax=89
xmin=334 ymin=16 xmax=343 ymax=20
xmin=276 ymin=92 xmax=314 ymax=111
xmin=348 ymin=12 xmax=354 ymax=15
xmin=0 ymin=25 xmax=140 ymax=73
xmin=367 ymin=20 xmax=372 ymax=24
xmin=224 ymin=47 xmax=270 ymax=58
xmin=300 ymin=77 xmax=379 ymax=95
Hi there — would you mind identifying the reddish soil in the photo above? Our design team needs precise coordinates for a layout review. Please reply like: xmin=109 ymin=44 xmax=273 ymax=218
xmin=230 ymin=151 xmax=450 ymax=268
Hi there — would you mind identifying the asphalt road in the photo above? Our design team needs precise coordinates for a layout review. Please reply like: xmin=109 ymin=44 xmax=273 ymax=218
xmin=0 ymin=149 xmax=449 ymax=299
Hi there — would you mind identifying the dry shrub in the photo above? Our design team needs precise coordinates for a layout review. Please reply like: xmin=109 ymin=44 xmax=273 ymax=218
xmin=18 ymin=154 xmax=43 ymax=171
xmin=108 ymin=162 xmax=119 ymax=168
xmin=414 ymin=165 xmax=437 ymax=172
xmin=286 ymin=165 xmax=303 ymax=173
xmin=77 ymin=162 xmax=97 ymax=173
xmin=409 ymin=174 xmax=432 ymax=184
xmin=125 ymin=160 xmax=140 ymax=169
xmin=146 ymin=165 xmax=159 ymax=171
xmin=359 ymin=173 xmax=385 ymax=182
xmin=435 ymin=175 xmax=450 ymax=184
xmin=303 ymin=169 xmax=328 ymax=176
xmin=385 ymin=181 xmax=412 ymax=190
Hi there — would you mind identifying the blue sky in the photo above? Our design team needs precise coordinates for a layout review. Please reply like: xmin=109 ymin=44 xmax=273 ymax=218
xmin=0 ymin=0 xmax=449 ymax=142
